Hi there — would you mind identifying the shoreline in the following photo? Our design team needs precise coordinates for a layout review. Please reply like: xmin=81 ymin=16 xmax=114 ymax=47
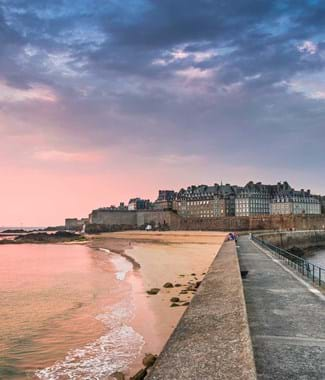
xmin=0 ymin=231 xmax=226 ymax=379
xmin=88 ymin=231 xmax=226 ymax=378
xmin=90 ymin=244 xmax=141 ymax=271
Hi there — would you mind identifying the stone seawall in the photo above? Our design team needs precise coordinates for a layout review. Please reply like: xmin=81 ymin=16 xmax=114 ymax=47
xmin=146 ymin=240 xmax=257 ymax=380
xmin=176 ymin=214 xmax=325 ymax=231
xmin=88 ymin=210 xmax=325 ymax=232
xmin=256 ymin=230 xmax=325 ymax=251
xmin=89 ymin=210 xmax=137 ymax=225
xmin=136 ymin=210 xmax=180 ymax=227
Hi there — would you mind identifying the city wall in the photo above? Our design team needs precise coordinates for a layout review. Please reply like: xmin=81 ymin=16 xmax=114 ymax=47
xmin=256 ymin=230 xmax=325 ymax=251
xmin=89 ymin=210 xmax=137 ymax=225
xmin=147 ymin=240 xmax=257 ymax=380
xmin=87 ymin=210 xmax=325 ymax=232
xmin=136 ymin=210 xmax=180 ymax=227
xmin=176 ymin=214 xmax=325 ymax=231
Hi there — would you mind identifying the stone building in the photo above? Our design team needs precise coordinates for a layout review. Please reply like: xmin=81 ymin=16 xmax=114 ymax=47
xmin=174 ymin=183 xmax=239 ymax=218
xmin=235 ymin=182 xmax=274 ymax=216
xmin=153 ymin=190 xmax=176 ymax=210
xmin=235 ymin=181 xmax=321 ymax=216
xmin=128 ymin=198 xmax=151 ymax=211
xmin=271 ymin=189 xmax=321 ymax=215
xmin=99 ymin=202 xmax=128 ymax=211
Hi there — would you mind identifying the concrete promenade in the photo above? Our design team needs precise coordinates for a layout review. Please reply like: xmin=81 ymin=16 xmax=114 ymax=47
xmin=147 ymin=240 xmax=256 ymax=380
xmin=238 ymin=235 xmax=325 ymax=380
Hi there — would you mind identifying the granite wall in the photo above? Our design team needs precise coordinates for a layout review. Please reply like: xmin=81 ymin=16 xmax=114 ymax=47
xmin=88 ymin=209 xmax=325 ymax=232
xmin=89 ymin=210 xmax=137 ymax=225
xmin=176 ymin=214 xmax=325 ymax=232
xmin=147 ymin=241 xmax=257 ymax=380
xmin=255 ymin=230 xmax=325 ymax=251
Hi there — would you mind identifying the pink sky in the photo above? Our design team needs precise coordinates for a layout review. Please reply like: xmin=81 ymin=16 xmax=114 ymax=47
xmin=1 ymin=87 xmax=324 ymax=226
xmin=2 ymin=1 xmax=325 ymax=226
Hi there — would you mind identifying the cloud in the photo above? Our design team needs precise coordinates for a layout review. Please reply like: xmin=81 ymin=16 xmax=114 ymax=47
xmin=1 ymin=0 xmax=325 ymax=222
xmin=175 ymin=66 xmax=215 ymax=80
xmin=0 ymin=81 xmax=57 ymax=102
xmin=297 ymin=40 xmax=318 ymax=55
xmin=33 ymin=149 xmax=104 ymax=163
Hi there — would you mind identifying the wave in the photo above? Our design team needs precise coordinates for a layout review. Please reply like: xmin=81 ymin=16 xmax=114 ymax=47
xmin=98 ymin=248 xmax=133 ymax=281
xmin=35 ymin=253 xmax=144 ymax=380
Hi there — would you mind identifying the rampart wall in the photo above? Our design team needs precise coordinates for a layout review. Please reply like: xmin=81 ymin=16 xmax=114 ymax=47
xmin=176 ymin=214 xmax=325 ymax=231
xmin=256 ymin=230 xmax=325 ymax=251
xmin=136 ymin=210 xmax=180 ymax=227
xmin=89 ymin=210 xmax=137 ymax=225
xmin=88 ymin=210 xmax=325 ymax=232
xmin=147 ymin=240 xmax=257 ymax=380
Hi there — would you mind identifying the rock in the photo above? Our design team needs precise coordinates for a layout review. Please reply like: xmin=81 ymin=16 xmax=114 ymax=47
xmin=174 ymin=283 xmax=182 ymax=287
xmin=163 ymin=282 xmax=173 ymax=288
xmin=130 ymin=368 xmax=147 ymax=380
xmin=142 ymin=353 xmax=157 ymax=368
xmin=170 ymin=297 xmax=180 ymax=302
xmin=191 ymin=273 xmax=196 ymax=276
xmin=111 ymin=372 xmax=125 ymax=380
xmin=180 ymin=290 xmax=188 ymax=294
xmin=170 ymin=303 xmax=180 ymax=307
xmin=186 ymin=286 xmax=196 ymax=291
xmin=146 ymin=288 xmax=160 ymax=295
xmin=182 ymin=302 xmax=190 ymax=306
xmin=195 ymin=281 xmax=202 ymax=289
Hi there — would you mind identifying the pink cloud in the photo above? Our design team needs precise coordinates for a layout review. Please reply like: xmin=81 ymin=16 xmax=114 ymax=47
xmin=33 ymin=150 xmax=104 ymax=163
xmin=0 ymin=82 xmax=57 ymax=103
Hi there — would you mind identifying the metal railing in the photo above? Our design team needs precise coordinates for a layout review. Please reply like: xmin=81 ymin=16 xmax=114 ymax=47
xmin=251 ymin=234 xmax=325 ymax=287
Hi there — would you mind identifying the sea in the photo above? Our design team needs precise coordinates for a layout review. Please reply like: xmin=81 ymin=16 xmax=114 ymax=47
xmin=307 ymin=248 xmax=325 ymax=268
xmin=0 ymin=243 xmax=144 ymax=379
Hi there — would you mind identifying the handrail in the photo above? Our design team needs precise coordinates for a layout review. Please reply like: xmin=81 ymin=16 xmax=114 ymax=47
xmin=251 ymin=234 xmax=325 ymax=287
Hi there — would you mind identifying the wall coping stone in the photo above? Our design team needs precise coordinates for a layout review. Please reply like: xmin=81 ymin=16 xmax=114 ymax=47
xmin=146 ymin=240 xmax=257 ymax=380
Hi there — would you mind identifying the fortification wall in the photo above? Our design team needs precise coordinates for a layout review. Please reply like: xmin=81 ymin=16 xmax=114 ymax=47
xmin=88 ymin=210 xmax=325 ymax=232
xmin=89 ymin=210 xmax=137 ymax=225
xmin=256 ymin=230 xmax=325 ymax=251
xmin=147 ymin=240 xmax=257 ymax=380
xmin=176 ymin=214 xmax=325 ymax=231
xmin=136 ymin=210 xmax=180 ymax=228
xmin=88 ymin=209 xmax=180 ymax=228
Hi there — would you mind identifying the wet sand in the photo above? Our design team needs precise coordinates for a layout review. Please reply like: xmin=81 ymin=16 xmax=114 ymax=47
xmin=89 ymin=231 xmax=226 ymax=377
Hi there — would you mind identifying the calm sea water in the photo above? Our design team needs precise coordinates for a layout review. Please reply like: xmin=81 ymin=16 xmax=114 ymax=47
xmin=308 ymin=249 xmax=325 ymax=268
xmin=0 ymin=244 xmax=144 ymax=380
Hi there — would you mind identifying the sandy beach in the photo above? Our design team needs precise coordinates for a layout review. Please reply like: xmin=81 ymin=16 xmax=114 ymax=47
xmin=89 ymin=231 xmax=226 ymax=378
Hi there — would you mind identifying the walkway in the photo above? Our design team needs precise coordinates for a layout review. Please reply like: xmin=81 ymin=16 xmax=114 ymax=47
xmin=238 ymin=235 xmax=325 ymax=380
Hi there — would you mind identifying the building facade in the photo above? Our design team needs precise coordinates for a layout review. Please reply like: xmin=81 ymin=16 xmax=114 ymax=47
xmin=174 ymin=184 xmax=239 ymax=218
xmin=235 ymin=182 xmax=273 ymax=216
xmin=271 ymin=190 xmax=321 ymax=215
xmin=154 ymin=190 xmax=176 ymax=210
xmin=128 ymin=198 xmax=151 ymax=211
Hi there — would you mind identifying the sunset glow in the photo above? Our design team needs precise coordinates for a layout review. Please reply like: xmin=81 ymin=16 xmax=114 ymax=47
xmin=1 ymin=1 xmax=325 ymax=225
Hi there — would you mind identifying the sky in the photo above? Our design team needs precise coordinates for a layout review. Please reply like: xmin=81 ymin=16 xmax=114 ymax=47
xmin=1 ymin=0 xmax=325 ymax=226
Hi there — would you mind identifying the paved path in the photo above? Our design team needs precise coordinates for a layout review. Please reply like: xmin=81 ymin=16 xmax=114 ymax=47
xmin=238 ymin=235 xmax=325 ymax=380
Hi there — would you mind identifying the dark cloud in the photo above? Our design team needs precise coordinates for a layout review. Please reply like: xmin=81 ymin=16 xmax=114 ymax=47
xmin=1 ymin=0 xmax=325 ymax=184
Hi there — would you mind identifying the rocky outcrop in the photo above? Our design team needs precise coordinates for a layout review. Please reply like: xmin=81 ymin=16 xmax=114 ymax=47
xmin=0 ymin=231 xmax=86 ymax=244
